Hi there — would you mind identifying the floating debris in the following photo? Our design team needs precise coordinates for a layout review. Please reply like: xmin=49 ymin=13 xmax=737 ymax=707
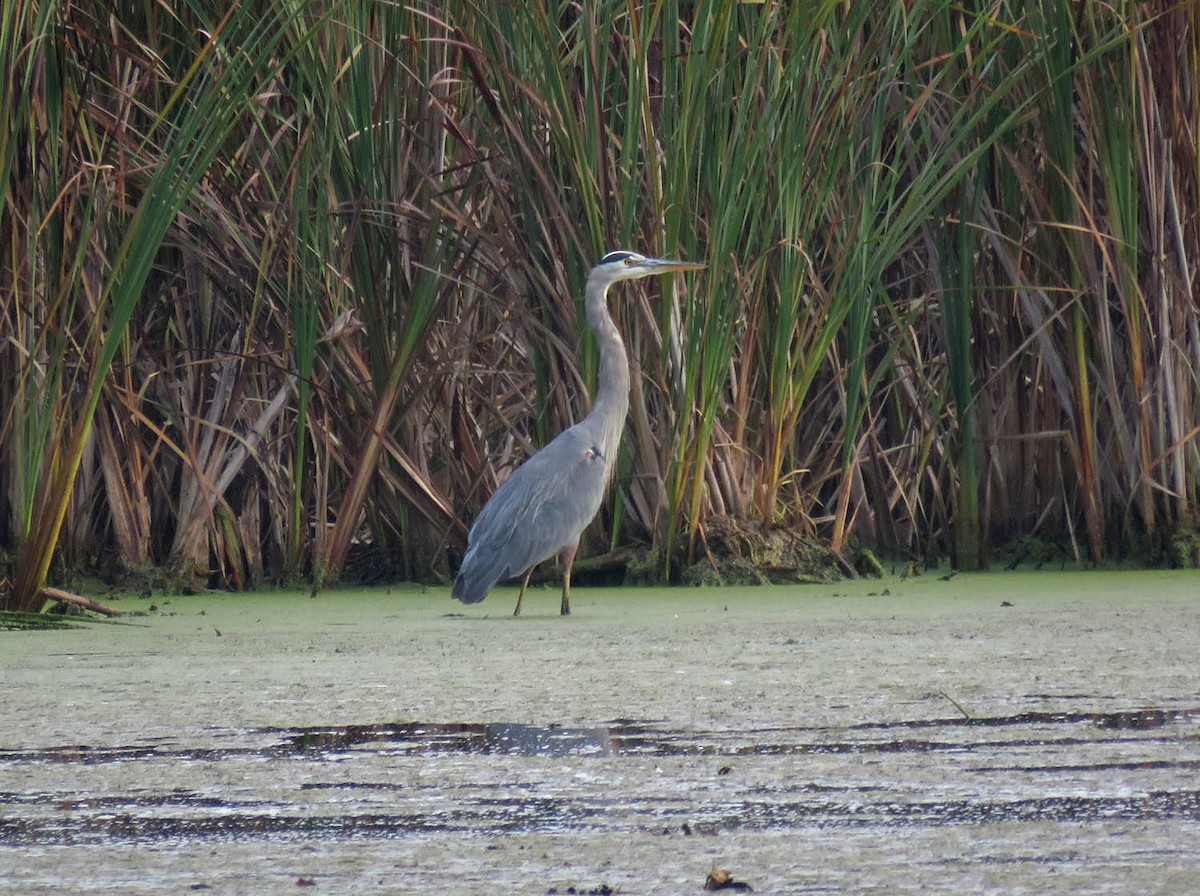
xmin=705 ymin=867 xmax=753 ymax=891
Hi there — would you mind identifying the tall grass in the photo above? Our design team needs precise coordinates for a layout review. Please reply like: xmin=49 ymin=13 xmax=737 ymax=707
xmin=3 ymin=0 xmax=316 ymax=609
xmin=3 ymin=0 xmax=1199 ymax=610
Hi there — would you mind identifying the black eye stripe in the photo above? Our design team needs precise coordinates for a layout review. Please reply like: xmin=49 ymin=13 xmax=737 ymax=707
xmin=599 ymin=250 xmax=638 ymax=265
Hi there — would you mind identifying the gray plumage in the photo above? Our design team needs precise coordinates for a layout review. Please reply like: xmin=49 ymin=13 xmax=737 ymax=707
xmin=452 ymin=250 xmax=704 ymax=615
xmin=450 ymin=434 xmax=606 ymax=606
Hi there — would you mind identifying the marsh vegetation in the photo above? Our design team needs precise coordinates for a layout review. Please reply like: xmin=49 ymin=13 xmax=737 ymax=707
xmin=2 ymin=2 xmax=1197 ymax=611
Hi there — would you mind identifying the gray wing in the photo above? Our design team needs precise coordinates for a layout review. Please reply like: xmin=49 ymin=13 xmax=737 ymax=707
xmin=452 ymin=427 xmax=608 ymax=604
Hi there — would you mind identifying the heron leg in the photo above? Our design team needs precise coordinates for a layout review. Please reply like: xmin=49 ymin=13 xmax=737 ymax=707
xmin=513 ymin=566 xmax=534 ymax=617
xmin=559 ymin=542 xmax=578 ymax=616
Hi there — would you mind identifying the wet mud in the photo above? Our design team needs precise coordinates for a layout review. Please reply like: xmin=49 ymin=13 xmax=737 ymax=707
xmin=1 ymin=570 xmax=1198 ymax=893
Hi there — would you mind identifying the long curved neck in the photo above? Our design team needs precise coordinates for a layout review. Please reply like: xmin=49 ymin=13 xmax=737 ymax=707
xmin=584 ymin=270 xmax=630 ymax=463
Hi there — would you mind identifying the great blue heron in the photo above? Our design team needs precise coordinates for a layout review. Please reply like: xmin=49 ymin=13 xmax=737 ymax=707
xmin=452 ymin=250 xmax=705 ymax=615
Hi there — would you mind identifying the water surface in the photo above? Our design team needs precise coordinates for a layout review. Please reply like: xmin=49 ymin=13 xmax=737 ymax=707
xmin=1 ymin=571 xmax=1198 ymax=893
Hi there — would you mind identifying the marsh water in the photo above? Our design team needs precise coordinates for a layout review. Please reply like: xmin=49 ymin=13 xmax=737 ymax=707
xmin=1 ymin=571 xmax=1198 ymax=893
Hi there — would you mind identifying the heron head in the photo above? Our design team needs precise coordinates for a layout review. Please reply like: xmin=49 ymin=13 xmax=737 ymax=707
xmin=593 ymin=250 xmax=706 ymax=285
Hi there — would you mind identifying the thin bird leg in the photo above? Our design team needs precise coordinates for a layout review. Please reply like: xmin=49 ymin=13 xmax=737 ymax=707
xmin=559 ymin=542 xmax=579 ymax=616
xmin=513 ymin=566 xmax=535 ymax=617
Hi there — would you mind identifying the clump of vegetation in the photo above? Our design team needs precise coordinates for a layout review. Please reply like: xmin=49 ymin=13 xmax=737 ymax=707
xmin=1166 ymin=527 xmax=1200 ymax=570
xmin=681 ymin=516 xmax=850 ymax=587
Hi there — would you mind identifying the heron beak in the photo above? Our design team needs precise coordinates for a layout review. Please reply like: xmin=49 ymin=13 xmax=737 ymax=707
xmin=642 ymin=257 xmax=707 ymax=274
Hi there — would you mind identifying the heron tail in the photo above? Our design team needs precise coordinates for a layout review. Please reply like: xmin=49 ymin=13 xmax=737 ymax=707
xmin=451 ymin=570 xmax=489 ymax=605
xmin=451 ymin=542 xmax=505 ymax=604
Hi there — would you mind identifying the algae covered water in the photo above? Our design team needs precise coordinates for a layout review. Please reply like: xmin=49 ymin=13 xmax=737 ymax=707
xmin=1 ymin=571 xmax=1198 ymax=893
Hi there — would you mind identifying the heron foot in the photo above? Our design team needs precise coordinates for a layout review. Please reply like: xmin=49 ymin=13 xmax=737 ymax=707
xmin=514 ymin=566 xmax=534 ymax=617
xmin=560 ymin=542 xmax=577 ymax=617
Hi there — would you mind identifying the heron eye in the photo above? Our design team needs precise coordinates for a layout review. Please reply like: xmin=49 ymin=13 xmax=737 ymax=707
xmin=624 ymin=257 xmax=635 ymax=266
